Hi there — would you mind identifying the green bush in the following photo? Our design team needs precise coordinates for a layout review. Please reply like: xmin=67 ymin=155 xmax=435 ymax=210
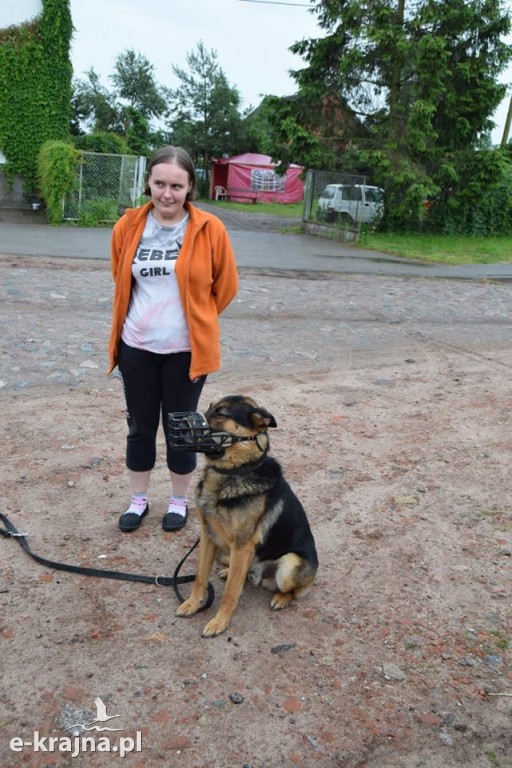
xmin=426 ymin=148 xmax=512 ymax=236
xmin=72 ymin=132 xmax=132 ymax=155
xmin=76 ymin=197 xmax=119 ymax=226
xmin=37 ymin=140 xmax=79 ymax=225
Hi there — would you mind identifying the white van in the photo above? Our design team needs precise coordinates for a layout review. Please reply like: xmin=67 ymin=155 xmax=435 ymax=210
xmin=317 ymin=184 xmax=384 ymax=224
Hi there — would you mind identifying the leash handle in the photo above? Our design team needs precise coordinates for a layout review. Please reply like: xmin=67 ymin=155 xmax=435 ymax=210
xmin=0 ymin=513 xmax=214 ymax=612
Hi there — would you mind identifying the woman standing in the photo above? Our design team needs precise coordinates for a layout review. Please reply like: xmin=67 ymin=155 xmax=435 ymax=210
xmin=108 ymin=146 xmax=238 ymax=533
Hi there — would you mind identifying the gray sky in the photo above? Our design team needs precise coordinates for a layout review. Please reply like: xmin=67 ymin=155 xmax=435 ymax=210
xmin=69 ymin=0 xmax=320 ymax=112
xmin=2 ymin=0 xmax=511 ymax=143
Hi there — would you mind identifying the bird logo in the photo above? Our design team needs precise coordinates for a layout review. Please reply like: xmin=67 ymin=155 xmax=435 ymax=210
xmin=64 ymin=698 xmax=122 ymax=733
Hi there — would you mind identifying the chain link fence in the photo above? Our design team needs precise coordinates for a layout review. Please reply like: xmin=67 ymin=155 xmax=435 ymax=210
xmin=302 ymin=169 xmax=384 ymax=241
xmin=63 ymin=152 xmax=147 ymax=224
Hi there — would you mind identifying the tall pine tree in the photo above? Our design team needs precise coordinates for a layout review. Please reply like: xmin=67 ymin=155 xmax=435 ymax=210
xmin=166 ymin=41 xmax=245 ymax=176
xmin=265 ymin=0 xmax=512 ymax=230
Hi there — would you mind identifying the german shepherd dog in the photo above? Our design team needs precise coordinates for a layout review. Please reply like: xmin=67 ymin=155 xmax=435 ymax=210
xmin=175 ymin=395 xmax=318 ymax=637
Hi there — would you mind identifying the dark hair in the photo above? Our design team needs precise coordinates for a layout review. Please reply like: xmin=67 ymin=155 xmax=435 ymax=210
xmin=144 ymin=146 xmax=196 ymax=201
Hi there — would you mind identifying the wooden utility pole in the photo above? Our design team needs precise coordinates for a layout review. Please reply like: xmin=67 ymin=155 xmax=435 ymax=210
xmin=501 ymin=91 xmax=512 ymax=147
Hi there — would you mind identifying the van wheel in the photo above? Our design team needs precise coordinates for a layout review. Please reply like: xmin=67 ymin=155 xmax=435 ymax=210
xmin=338 ymin=212 xmax=353 ymax=225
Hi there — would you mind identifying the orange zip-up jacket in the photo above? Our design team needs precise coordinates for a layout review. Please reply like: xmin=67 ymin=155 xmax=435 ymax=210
xmin=108 ymin=201 xmax=238 ymax=379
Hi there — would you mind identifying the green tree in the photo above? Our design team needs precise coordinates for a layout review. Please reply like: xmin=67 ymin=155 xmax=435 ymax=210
xmin=265 ymin=0 xmax=512 ymax=231
xmin=71 ymin=68 xmax=121 ymax=134
xmin=71 ymin=50 xmax=168 ymax=154
xmin=244 ymin=94 xmax=330 ymax=170
xmin=111 ymin=49 xmax=168 ymax=151
xmin=166 ymin=41 xmax=245 ymax=177
xmin=110 ymin=49 xmax=167 ymax=117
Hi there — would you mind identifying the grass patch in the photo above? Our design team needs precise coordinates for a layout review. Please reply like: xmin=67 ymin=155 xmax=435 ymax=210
xmin=201 ymin=199 xmax=512 ymax=264
xmin=489 ymin=630 xmax=509 ymax=650
xmin=202 ymin=199 xmax=303 ymax=218
xmin=359 ymin=231 xmax=512 ymax=265
xmin=485 ymin=750 xmax=501 ymax=767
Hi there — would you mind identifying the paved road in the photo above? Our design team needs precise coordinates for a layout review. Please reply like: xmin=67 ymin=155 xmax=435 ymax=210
xmin=1 ymin=203 xmax=511 ymax=280
xmin=1 ymin=203 xmax=511 ymax=402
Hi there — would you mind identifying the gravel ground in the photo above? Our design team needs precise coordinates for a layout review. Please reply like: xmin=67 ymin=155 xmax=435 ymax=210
xmin=0 ymin=214 xmax=511 ymax=768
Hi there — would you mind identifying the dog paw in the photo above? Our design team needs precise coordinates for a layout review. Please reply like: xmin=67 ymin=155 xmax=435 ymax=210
xmin=176 ymin=597 xmax=203 ymax=617
xmin=201 ymin=615 xmax=229 ymax=637
xmin=270 ymin=591 xmax=294 ymax=610
xmin=218 ymin=567 xmax=229 ymax=580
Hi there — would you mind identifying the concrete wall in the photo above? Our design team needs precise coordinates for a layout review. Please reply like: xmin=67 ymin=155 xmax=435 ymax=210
xmin=0 ymin=169 xmax=26 ymax=206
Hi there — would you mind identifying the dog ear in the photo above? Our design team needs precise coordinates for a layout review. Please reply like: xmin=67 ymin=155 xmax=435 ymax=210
xmin=250 ymin=407 xmax=277 ymax=430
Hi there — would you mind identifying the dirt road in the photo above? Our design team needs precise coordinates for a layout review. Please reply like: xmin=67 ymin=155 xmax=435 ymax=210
xmin=0 ymin=218 xmax=511 ymax=767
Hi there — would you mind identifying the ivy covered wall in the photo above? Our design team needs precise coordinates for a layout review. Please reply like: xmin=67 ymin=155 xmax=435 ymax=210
xmin=0 ymin=0 xmax=73 ymax=194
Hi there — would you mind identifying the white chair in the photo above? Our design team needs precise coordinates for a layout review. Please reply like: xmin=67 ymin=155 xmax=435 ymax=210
xmin=214 ymin=185 xmax=227 ymax=200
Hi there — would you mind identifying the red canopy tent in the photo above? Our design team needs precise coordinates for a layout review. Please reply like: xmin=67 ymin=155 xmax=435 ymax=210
xmin=210 ymin=153 xmax=304 ymax=204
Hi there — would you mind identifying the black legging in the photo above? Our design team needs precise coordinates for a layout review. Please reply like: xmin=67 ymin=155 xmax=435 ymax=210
xmin=117 ymin=339 xmax=206 ymax=474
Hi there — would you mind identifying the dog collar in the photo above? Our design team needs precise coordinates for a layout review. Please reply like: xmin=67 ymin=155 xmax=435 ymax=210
xmin=208 ymin=453 xmax=268 ymax=475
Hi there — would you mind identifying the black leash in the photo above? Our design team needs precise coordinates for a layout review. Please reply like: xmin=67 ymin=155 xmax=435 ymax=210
xmin=0 ymin=513 xmax=214 ymax=612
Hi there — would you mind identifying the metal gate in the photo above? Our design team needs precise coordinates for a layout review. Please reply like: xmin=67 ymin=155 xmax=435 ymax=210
xmin=302 ymin=169 xmax=383 ymax=241
xmin=63 ymin=152 xmax=146 ymax=223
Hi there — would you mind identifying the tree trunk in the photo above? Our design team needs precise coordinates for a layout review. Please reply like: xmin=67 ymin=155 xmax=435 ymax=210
xmin=388 ymin=0 xmax=406 ymax=150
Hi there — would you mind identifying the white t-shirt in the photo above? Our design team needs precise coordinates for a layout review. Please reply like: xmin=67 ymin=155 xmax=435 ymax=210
xmin=121 ymin=212 xmax=190 ymax=354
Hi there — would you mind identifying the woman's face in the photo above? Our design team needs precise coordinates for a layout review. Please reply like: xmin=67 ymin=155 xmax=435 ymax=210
xmin=147 ymin=161 xmax=192 ymax=224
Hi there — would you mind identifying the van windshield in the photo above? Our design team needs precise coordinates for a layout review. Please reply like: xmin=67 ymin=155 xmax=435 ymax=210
xmin=319 ymin=186 xmax=335 ymax=200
